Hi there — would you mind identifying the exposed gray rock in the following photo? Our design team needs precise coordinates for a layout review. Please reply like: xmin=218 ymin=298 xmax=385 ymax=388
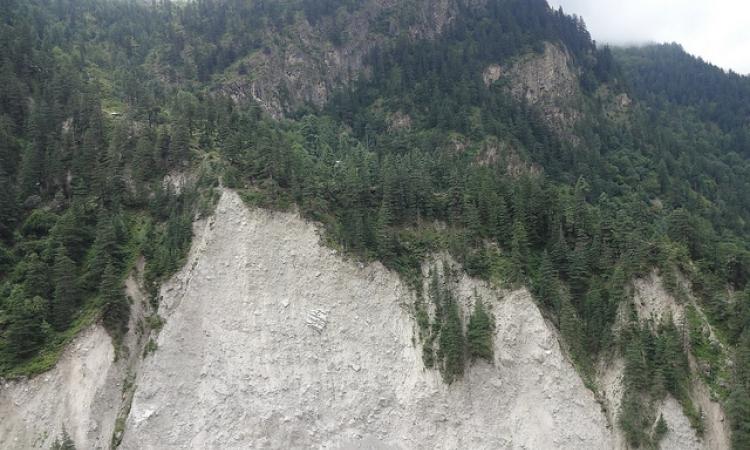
xmin=487 ymin=42 xmax=582 ymax=142
xmin=221 ymin=0 xmax=458 ymax=117
xmin=120 ymin=190 xmax=613 ymax=449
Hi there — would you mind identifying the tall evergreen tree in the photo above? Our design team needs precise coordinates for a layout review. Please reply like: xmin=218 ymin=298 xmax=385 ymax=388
xmin=467 ymin=298 xmax=494 ymax=361
xmin=100 ymin=263 xmax=129 ymax=338
xmin=5 ymin=289 xmax=47 ymax=360
xmin=51 ymin=246 xmax=78 ymax=330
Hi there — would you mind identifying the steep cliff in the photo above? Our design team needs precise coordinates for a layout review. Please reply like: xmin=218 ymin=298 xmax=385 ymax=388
xmin=2 ymin=189 xmax=737 ymax=449
xmin=484 ymin=42 xmax=582 ymax=142
xmin=220 ymin=0 xmax=458 ymax=117
xmin=120 ymin=190 xmax=612 ymax=448
xmin=0 ymin=189 xmax=616 ymax=449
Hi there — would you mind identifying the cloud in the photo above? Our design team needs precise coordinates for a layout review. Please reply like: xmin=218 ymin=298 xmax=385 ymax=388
xmin=547 ymin=0 xmax=750 ymax=74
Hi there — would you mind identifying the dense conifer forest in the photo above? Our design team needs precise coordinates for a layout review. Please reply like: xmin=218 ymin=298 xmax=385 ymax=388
xmin=1 ymin=0 xmax=749 ymax=447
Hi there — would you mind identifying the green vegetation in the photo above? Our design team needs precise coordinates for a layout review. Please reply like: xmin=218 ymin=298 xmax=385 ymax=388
xmin=421 ymin=266 xmax=496 ymax=383
xmin=618 ymin=314 xmax=699 ymax=447
xmin=0 ymin=0 xmax=210 ymax=375
xmin=654 ymin=414 xmax=669 ymax=443
xmin=50 ymin=428 xmax=75 ymax=450
xmin=467 ymin=296 xmax=495 ymax=362
xmin=423 ymin=266 xmax=465 ymax=383
xmin=0 ymin=0 xmax=749 ymax=446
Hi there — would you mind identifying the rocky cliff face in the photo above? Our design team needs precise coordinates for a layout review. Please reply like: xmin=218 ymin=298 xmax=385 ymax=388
xmin=0 ymin=326 xmax=117 ymax=449
xmin=484 ymin=42 xmax=582 ymax=142
xmin=1 ymin=189 xmax=618 ymax=449
xmin=1 ymin=190 xmax=732 ymax=449
xmin=220 ymin=0 xmax=457 ymax=117
xmin=120 ymin=190 xmax=612 ymax=449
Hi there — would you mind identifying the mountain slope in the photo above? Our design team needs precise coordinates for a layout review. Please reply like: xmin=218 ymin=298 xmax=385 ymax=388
xmin=1 ymin=0 xmax=749 ymax=448
xmin=120 ymin=190 xmax=612 ymax=449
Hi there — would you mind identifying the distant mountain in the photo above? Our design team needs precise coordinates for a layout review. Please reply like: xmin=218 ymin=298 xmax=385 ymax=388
xmin=615 ymin=43 xmax=750 ymax=137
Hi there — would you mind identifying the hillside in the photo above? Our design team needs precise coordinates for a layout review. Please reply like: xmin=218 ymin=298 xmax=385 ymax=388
xmin=1 ymin=0 xmax=749 ymax=448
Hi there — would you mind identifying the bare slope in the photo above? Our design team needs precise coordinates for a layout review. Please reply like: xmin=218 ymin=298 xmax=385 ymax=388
xmin=120 ymin=190 xmax=612 ymax=449
xmin=0 ymin=272 xmax=149 ymax=450
xmin=0 ymin=326 xmax=116 ymax=449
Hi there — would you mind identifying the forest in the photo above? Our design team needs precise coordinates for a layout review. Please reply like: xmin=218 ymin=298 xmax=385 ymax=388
xmin=1 ymin=0 xmax=749 ymax=448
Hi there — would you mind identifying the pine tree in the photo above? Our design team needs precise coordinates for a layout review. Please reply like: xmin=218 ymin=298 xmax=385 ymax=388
xmin=100 ymin=263 xmax=129 ymax=338
xmin=169 ymin=121 xmax=190 ymax=165
xmin=624 ymin=330 xmax=648 ymax=391
xmin=50 ymin=205 xmax=91 ymax=262
xmin=654 ymin=414 xmax=668 ymax=442
xmin=17 ymin=141 xmax=44 ymax=201
xmin=493 ymin=195 xmax=512 ymax=245
xmin=51 ymin=246 xmax=78 ymax=331
xmin=74 ymin=128 xmax=99 ymax=197
xmin=5 ymin=289 xmax=47 ymax=360
xmin=560 ymin=296 xmax=584 ymax=360
xmin=50 ymin=427 xmax=76 ymax=450
xmin=103 ymin=123 xmax=128 ymax=206
xmin=0 ymin=164 xmax=18 ymax=243
xmin=85 ymin=213 xmax=120 ymax=289
xmin=467 ymin=297 xmax=494 ymax=361
xmin=463 ymin=197 xmax=482 ymax=244
xmin=440 ymin=294 xmax=465 ymax=383
xmin=511 ymin=219 xmax=529 ymax=278
xmin=24 ymin=252 xmax=51 ymax=301
xmin=376 ymin=200 xmax=394 ymax=260
xmin=535 ymin=250 xmax=560 ymax=309
xmin=133 ymin=135 xmax=156 ymax=182
xmin=568 ymin=237 xmax=590 ymax=300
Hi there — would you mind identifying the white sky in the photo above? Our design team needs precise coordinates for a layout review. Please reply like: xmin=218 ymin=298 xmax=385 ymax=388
xmin=547 ymin=0 xmax=750 ymax=75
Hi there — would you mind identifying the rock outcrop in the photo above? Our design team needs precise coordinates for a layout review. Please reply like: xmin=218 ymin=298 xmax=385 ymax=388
xmin=11 ymin=190 xmax=728 ymax=449
xmin=485 ymin=42 xmax=582 ymax=142
xmin=119 ymin=190 xmax=612 ymax=449
xmin=222 ymin=0 xmax=457 ymax=117
xmin=0 ymin=326 xmax=117 ymax=449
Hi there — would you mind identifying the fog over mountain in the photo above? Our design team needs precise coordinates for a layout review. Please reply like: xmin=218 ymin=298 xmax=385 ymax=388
xmin=548 ymin=0 xmax=750 ymax=74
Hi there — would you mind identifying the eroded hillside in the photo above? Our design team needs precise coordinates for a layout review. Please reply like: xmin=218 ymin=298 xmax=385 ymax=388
xmin=120 ymin=190 xmax=612 ymax=448
xmin=0 ymin=190 xmax=735 ymax=449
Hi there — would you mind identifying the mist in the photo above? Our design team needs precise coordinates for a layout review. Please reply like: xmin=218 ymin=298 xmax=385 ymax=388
xmin=547 ymin=0 xmax=750 ymax=75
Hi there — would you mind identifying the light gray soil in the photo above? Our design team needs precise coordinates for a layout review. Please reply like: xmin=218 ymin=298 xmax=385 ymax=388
xmin=120 ymin=190 xmax=612 ymax=449
xmin=0 ymin=325 xmax=117 ymax=449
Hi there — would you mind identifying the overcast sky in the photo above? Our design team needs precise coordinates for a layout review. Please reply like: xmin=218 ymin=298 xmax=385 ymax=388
xmin=547 ymin=0 xmax=750 ymax=75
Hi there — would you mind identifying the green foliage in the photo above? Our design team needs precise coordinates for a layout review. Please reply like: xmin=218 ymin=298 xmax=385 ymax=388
xmin=143 ymin=338 xmax=158 ymax=357
xmin=421 ymin=267 xmax=497 ymax=383
xmin=654 ymin=414 xmax=668 ymax=443
xmin=50 ymin=427 xmax=76 ymax=450
xmin=619 ymin=390 xmax=653 ymax=448
xmin=422 ymin=267 xmax=466 ymax=383
xmin=101 ymin=263 xmax=130 ymax=341
xmin=467 ymin=297 xmax=494 ymax=362
xmin=618 ymin=315 xmax=700 ymax=444
xmin=51 ymin=246 xmax=79 ymax=331
xmin=439 ymin=295 xmax=465 ymax=383
xmin=4 ymin=291 xmax=48 ymax=361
